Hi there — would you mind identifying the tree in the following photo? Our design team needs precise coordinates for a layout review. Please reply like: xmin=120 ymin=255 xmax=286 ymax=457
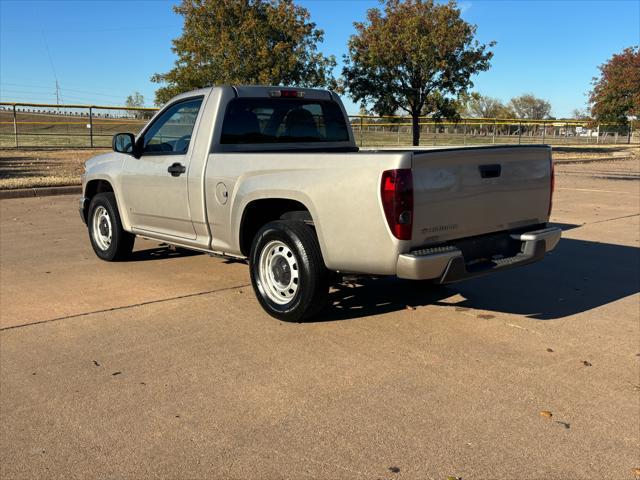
xmin=151 ymin=0 xmax=336 ymax=105
xmin=342 ymin=0 xmax=494 ymax=146
xmin=590 ymin=46 xmax=640 ymax=126
xmin=508 ymin=94 xmax=551 ymax=119
xmin=460 ymin=92 xmax=514 ymax=118
xmin=125 ymin=92 xmax=151 ymax=119
xmin=570 ymin=108 xmax=590 ymax=120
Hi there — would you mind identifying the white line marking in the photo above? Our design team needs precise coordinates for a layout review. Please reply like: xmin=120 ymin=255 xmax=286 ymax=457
xmin=556 ymin=188 xmax=639 ymax=195
xmin=505 ymin=323 xmax=542 ymax=335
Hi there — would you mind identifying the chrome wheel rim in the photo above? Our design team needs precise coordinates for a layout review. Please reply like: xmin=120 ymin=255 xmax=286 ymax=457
xmin=92 ymin=206 xmax=112 ymax=251
xmin=258 ymin=240 xmax=299 ymax=305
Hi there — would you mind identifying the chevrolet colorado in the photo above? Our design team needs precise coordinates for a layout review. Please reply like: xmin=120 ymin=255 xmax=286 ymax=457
xmin=80 ymin=86 xmax=560 ymax=321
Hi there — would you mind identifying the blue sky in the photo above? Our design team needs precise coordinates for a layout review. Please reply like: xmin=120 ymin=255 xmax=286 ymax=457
xmin=1 ymin=0 xmax=638 ymax=117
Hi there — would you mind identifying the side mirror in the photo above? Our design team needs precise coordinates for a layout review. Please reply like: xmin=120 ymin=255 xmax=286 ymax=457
xmin=112 ymin=133 xmax=140 ymax=157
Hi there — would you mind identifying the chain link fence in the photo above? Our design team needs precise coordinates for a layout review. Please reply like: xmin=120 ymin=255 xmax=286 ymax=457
xmin=0 ymin=103 xmax=156 ymax=148
xmin=1 ymin=102 xmax=636 ymax=148
xmin=349 ymin=116 xmax=638 ymax=147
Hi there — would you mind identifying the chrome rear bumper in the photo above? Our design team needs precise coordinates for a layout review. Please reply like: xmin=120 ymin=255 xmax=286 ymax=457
xmin=396 ymin=226 xmax=561 ymax=282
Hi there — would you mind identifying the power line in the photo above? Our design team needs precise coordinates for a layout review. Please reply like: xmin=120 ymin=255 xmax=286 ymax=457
xmin=0 ymin=75 xmax=138 ymax=95
xmin=2 ymin=25 xmax=176 ymax=33
xmin=0 ymin=82 xmax=129 ymax=100
xmin=40 ymin=29 xmax=63 ymax=107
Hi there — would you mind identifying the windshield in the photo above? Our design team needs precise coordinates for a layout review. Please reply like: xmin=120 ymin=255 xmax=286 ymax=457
xmin=220 ymin=98 xmax=350 ymax=144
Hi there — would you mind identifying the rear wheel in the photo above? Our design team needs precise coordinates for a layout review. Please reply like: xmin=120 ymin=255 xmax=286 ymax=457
xmin=88 ymin=192 xmax=134 ymax=261
xmin=250 ymin=220 xmax=329 ymax=322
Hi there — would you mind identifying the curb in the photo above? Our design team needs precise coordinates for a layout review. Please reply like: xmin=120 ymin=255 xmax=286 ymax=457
xmin=0 ymin=185 xmax=81 ymax=200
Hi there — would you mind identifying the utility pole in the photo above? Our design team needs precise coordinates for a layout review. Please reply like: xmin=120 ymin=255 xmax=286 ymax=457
xmin=55 ymin=80 xmax=61 ymax=111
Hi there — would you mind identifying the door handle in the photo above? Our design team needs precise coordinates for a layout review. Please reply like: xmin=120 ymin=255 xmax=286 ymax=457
xmin=479 ymin=164 xmax=501 ymax=178
xmin=167 ymin=162 xmax=186 ymax=177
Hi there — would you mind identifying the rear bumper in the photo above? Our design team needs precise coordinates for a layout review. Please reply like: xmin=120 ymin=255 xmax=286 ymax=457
xmin=396 ymin=226 xmax=561 ymax=282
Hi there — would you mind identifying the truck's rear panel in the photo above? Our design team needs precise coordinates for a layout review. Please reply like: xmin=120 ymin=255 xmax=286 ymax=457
xmin=410 ymin=145 xmax=553 ymax=248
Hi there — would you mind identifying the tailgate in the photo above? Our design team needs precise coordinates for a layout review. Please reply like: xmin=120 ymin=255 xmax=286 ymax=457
xmin=411 ymin=146 xmax=552 ymax=247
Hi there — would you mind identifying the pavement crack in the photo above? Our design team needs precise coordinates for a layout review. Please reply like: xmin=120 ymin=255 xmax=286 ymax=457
xmin=0 ymin=284 xmax=251 ymax=332
xmin=586 ymin=213 xmax=639 ymax=225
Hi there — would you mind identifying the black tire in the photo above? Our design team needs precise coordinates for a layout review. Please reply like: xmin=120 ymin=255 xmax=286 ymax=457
xmin=87 ymin=192 xmax=135 ymax=261
xmin=249 ymin=220 xmax=329 ymax=322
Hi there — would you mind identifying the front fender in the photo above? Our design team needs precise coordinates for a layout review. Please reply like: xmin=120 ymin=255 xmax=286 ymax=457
xmin=83 ymin=153 xmax=130 ymax=230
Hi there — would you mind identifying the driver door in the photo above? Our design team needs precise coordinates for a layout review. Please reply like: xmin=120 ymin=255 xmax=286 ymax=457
xmin=121 ymin=97 xmax=203 ymax=240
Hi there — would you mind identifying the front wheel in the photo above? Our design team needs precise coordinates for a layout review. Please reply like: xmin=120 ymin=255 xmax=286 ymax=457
xmin=249 ymin=220 xmax=329 ymax=322
xmin=88 ymin=192 xmax=135 ymax=261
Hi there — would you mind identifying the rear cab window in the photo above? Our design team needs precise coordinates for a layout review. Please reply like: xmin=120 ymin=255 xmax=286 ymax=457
xmin=218 ymin=98 xmax=351 ymax=149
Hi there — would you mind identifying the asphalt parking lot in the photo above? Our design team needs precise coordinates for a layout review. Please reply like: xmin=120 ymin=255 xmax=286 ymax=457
xmin=1 ymin=171 xmax=638 ymax=479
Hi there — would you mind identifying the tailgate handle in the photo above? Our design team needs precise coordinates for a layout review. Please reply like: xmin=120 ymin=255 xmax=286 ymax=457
xmin=479 ymin=164 xmax=501 ymax=178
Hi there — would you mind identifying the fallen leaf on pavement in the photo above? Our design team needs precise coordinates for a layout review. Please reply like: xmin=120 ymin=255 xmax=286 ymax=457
xmin=582 ymin=360 xmax=592 ymax=367
xmin=546 ymin=348 xmax=554 ymax=352
xmin=539 ymin=410 xmax=553 ymax=419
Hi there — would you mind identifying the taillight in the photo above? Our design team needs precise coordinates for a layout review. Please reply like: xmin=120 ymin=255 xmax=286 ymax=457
xmin=548 ymin=157 xmax=555 ymax=217
xmin=269 ymin=89 xmax=305 ymax=98
xmin=381 ymin=169 xmax=413 ymax=240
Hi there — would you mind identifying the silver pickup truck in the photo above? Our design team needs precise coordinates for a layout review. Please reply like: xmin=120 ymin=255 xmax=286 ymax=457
xmin=80 ymin=86 xmax=560 ymax=321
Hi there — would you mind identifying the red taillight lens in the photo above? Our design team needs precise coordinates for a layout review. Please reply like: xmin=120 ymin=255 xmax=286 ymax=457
xmin=381 ymin=169 xmax=413 ymax=240
xmin=269 ymin=89 xmax=304 ymax=98
xmin=548 ymin=157 xmax=555 ymax=217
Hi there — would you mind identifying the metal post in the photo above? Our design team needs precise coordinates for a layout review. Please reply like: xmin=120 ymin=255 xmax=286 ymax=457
xmin=359 ymin=116 xmax=364 ymax=147
xmin=542 ymin=120 xmax=546 ymax=144
xmin=463 ymin=120 xmax=467 ymax=145
xmin=433 ymin=122 xmax=437 ymax=146
xmin=12 ymin=105 xmax=18 ymax=148
xmin=397 ymin=123 xmax=400 ymax=145
xmin=518 ymin=122 xmax=522 ymax=144
xmin=492 ymin=120 xmax=496 ymax=144
xmin=596 ymin=124 xmax=600 ymax=144
xmin=89 ymin=107 xmax=94 ymax=148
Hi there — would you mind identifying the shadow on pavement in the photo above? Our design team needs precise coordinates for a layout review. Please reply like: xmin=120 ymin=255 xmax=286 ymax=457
xmin=129 ymin=246 xmax=203 ymax=261
xmin=320 ymin=236 xmax=639 ymax=322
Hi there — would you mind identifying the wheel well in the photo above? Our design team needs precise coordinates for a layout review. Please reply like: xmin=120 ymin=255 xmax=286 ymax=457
xmin=239 ymin=199 xmax=313 ymax=256
xmin=85 ymin=179 xmax=114 ymax=200
xmin=82 ymin=180 xmax=114 ymax=222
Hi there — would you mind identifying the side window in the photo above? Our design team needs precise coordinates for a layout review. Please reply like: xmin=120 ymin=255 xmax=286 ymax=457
xmin=143 ymin=98 xmax=203 ymax=154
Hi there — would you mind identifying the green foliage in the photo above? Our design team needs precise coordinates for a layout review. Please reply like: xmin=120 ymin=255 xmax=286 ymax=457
xmin=151 ymin=0 xmax=337 ymax=105
xmin=342 ymin=0 xmax=494 ymax=145
xmin=459 ymin=92 xmax=515 ymax=118
xmin=508 ymin=94 xmax=552 ymax=120
xmin=590 ymin=46 xmax=639 ymax=125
